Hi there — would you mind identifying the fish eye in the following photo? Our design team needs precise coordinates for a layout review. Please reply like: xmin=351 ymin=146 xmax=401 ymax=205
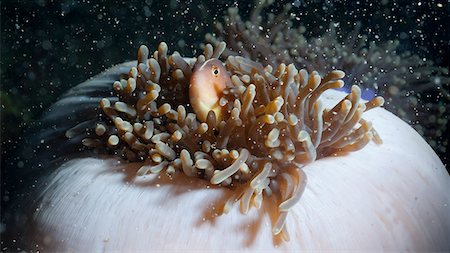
xmin=212 ymin=66 xmax=220 ymax=77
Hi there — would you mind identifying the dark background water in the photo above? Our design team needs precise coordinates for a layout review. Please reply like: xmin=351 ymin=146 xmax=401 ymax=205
xmin=1 ymin=0 xmax=449 ymax=234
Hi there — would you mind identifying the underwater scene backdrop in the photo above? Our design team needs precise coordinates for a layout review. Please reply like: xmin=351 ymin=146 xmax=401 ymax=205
xmin=1 ymin=0 xmax=449 ymax=241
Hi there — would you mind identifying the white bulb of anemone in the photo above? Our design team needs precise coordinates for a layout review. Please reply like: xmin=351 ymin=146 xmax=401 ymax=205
xmin=6 ymin=61 xmax=449 ymax=252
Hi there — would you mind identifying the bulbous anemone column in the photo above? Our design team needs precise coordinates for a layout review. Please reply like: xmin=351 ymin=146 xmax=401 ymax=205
xmin=17 ymin=89 xmax=449 ymax=252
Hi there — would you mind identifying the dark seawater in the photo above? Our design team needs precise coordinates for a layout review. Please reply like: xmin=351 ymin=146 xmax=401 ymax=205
xmin=1 ymin=0 xmax=449 ymax=247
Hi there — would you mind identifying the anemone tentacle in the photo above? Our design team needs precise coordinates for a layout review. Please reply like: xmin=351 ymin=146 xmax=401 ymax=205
xmin=68 ymin=42 xmax=383 ymax=238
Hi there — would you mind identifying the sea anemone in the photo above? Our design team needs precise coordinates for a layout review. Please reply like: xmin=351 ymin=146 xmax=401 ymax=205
xmin=67 ymin=41 xmax=384 ymax=239
xmin=205 ymin=1 xmax=450 ymax=163
xmin=3 ymin=2 xmax=449 ymax=252
xmin=4 ymin=40 xmax=448 ymax=251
